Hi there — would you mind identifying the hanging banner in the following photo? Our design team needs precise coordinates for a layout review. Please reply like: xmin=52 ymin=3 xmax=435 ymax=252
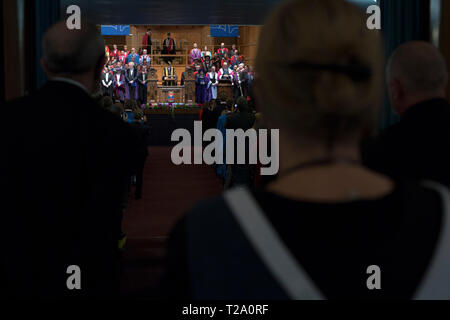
xmin=101 ymin=25 xmax=130 ymax=36
xmin=210 ymin=25 xmax=239 ymax=37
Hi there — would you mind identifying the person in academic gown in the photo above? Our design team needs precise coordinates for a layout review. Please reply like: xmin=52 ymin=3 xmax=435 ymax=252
xmin=142 ymin=29 xmax=152 ymax=53
xmin=218 ymin=62 xmax=233 ymax=82
xmin=140 ymin=49 xmax=151 ymax=65
xmin=162 ymin=32 xmax=176 ymax=64
xmin=195 ymin=69 xmax=208 ymax=104
xmin=206 ymin=66 xmax=218 ymax=101
xmin=123 ymin=46 xmax=130 ymax=62
xmin=110 ymin=44 xmax=120 ymax=60
xmin=202 ymin=55 xmax=213 ymax=73
xmin=230 ymin=51 xmax=243 ymax=68
xmin=221 ymin=53 xmax=230 ymax=68
xmin=190 ymin=43 xmax=202 ymax=65
xmin=162 ymin=61 xmax=177 ymax=86
xmin=127 ymin=48 xmax=140 ymax=66
xmin=126 ymin=62 xmax=139 ymax=100
xmin=201 ymin=46 xmax=212 ymax=59
xmin=217 ymin=43 xmax=229 ymax=60
xmin=232 ymin=64 xmax=248 ymax=99
xmin=101 ymin=67 xmax=113 ymax=98
xmin=230 ymin=44 xmax=238 ymax=57
xmin=113 ymin=70 xmax=126 ymax=103
xmin=209 ymin=53 xmax=218 ymax=70
xmin=137 ymin=66 xmax=148 ymax=107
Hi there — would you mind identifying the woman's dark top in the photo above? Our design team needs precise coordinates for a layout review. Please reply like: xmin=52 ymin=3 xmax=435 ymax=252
xmin=161 ymin=182 xmax=443 ymax=300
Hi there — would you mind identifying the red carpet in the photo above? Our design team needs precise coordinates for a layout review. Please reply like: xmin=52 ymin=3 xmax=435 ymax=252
xmin=120 ymin=146 xmax=223 ymax=296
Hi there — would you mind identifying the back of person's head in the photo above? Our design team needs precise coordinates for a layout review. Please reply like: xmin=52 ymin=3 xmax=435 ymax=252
xmin=386 ymin=41 xmax=448 ymax=115
xmin=255 ymin=0 xmax=383 ymax=143
xmin=226 ymin=98 xmax=235 ymax=112
xmin=108 ymin=103 xmax=123 ymax=118
xmin=124 ymin=99 xmax=134 ymax=111
xmin=42 ymin=21 xmax=105 ymax=93
xmin=103 ymin=96 xmax=113 ymax=109
xmin=92 ymin=93 xmax=104 ymax=108
xmin=235 ymin=96 xmax=249 ymax=112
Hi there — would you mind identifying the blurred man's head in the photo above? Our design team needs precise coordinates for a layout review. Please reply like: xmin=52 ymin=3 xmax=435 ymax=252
xmin=223 ymin=62 xmax=228 ymax=69
xmin=41 ymin=21 xmax=106 ymax=94
xmin=211 ymin=66 xmax=216 ymax=73
xmin=124 ymin=45 xmax=128 ymax=51
xmin=221 ymin=43 xmax=225 ymax=48
xmin=113 ymin=44 xmax=117 ymax=50
xmin=131 ymin=48 xmax=136 ymax=54
xmin=143 ymin=49 xmax=147 ymax=55
xmin=256 ymin=0 xmax=383 ymax=145
xmin=236 ymin=96 xmax=249 ymax=112
xmin=387 ymin=41 xmax=448 ymax=116
xmin=146 ymin=29 xmax=151 ymax=35
xmin=193 ymin=43 xmax=198 ymax=49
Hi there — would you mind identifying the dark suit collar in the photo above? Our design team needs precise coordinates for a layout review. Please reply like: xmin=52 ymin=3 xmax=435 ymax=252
xmin=46 ymin=80 xmax=90 ymax=97
xmin=402 ymin=98 xmax=449 ymax=121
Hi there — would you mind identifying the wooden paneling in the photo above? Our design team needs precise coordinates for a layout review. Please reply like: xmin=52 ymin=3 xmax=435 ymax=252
xmin=441 ymin=0 xmax=450 ymax=99
xmin=238 ymin=26 xmax=260 ymax=67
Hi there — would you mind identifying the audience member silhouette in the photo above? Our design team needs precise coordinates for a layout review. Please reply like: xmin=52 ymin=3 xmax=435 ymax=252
xmin=1 ymin=21 xmax=141 ymax=298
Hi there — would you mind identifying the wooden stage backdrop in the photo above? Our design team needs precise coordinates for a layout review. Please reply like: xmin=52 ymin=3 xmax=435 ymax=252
xmin=104 ymin=25 xmax=261 ymax=86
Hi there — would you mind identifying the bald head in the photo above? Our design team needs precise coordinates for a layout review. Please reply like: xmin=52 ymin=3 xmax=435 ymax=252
xmin=387 ymin=42 xmax=448 ymax=115
xmin=42 ymin=20 xmax=105 ymax=75
xmin=387 ymin=41 xmax=448 ymax=95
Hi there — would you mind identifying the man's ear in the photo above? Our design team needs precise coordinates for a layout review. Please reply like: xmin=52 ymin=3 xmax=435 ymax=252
xmin=389 ymin=78 xmax=404 ymax=102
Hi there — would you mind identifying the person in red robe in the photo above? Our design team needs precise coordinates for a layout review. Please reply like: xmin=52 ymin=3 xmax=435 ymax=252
xmin=123 ymin=45 xmax=130 ymax=62
xmin=162 ymin=32 xmax=176 ymax=64
xmin=111 ymin=44 xmax=120 ymax=60
xmin=217 ymin=43 xmax=229 ymax=59
xmin=142 ymin=29 xmax=152 ymax=53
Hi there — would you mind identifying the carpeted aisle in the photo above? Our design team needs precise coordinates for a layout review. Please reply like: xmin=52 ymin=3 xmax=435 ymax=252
xmin=120 ymin=146 xmax=223 ymax=296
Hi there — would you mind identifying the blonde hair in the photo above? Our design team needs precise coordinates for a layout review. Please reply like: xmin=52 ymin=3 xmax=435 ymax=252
xmin=255 ymin=0 xmax=384 ymax=142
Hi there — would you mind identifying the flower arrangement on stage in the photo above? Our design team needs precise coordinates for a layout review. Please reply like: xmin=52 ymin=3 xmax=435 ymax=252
xmin=146 ymin=103 xmax=202 ymax=110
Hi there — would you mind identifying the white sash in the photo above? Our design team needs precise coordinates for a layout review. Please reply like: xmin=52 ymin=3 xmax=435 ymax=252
xmin=224 ymin=188 xmax=325 ymax=300
xmin=225 ymin=184 xmax=450 ymax=300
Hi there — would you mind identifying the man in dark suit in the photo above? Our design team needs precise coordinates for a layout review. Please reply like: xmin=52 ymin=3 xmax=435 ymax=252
xmin=0 ymin=21 xmax=141 ymax=298
xmin=126 ymin=61 xmax=138 ymax=100
xmin=226 ymin=97 xmax=256 ymax=188
xmin=362 ymin=41 xmax=450 ymax=186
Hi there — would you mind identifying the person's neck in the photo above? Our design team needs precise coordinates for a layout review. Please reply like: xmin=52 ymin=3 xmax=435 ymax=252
xmin=268 ymin=139 xmax=394 ymax=202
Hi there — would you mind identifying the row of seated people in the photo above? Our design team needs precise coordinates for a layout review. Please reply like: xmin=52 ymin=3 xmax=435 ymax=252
xmin=5 ymin=0 xmax=450 ymax=299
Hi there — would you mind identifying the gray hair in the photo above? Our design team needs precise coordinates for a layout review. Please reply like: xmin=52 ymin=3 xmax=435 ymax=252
xmin=387 ymin=41 xmax=448 ymax=95
xmin=42 ymin=21 xmax=105 ymax=75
